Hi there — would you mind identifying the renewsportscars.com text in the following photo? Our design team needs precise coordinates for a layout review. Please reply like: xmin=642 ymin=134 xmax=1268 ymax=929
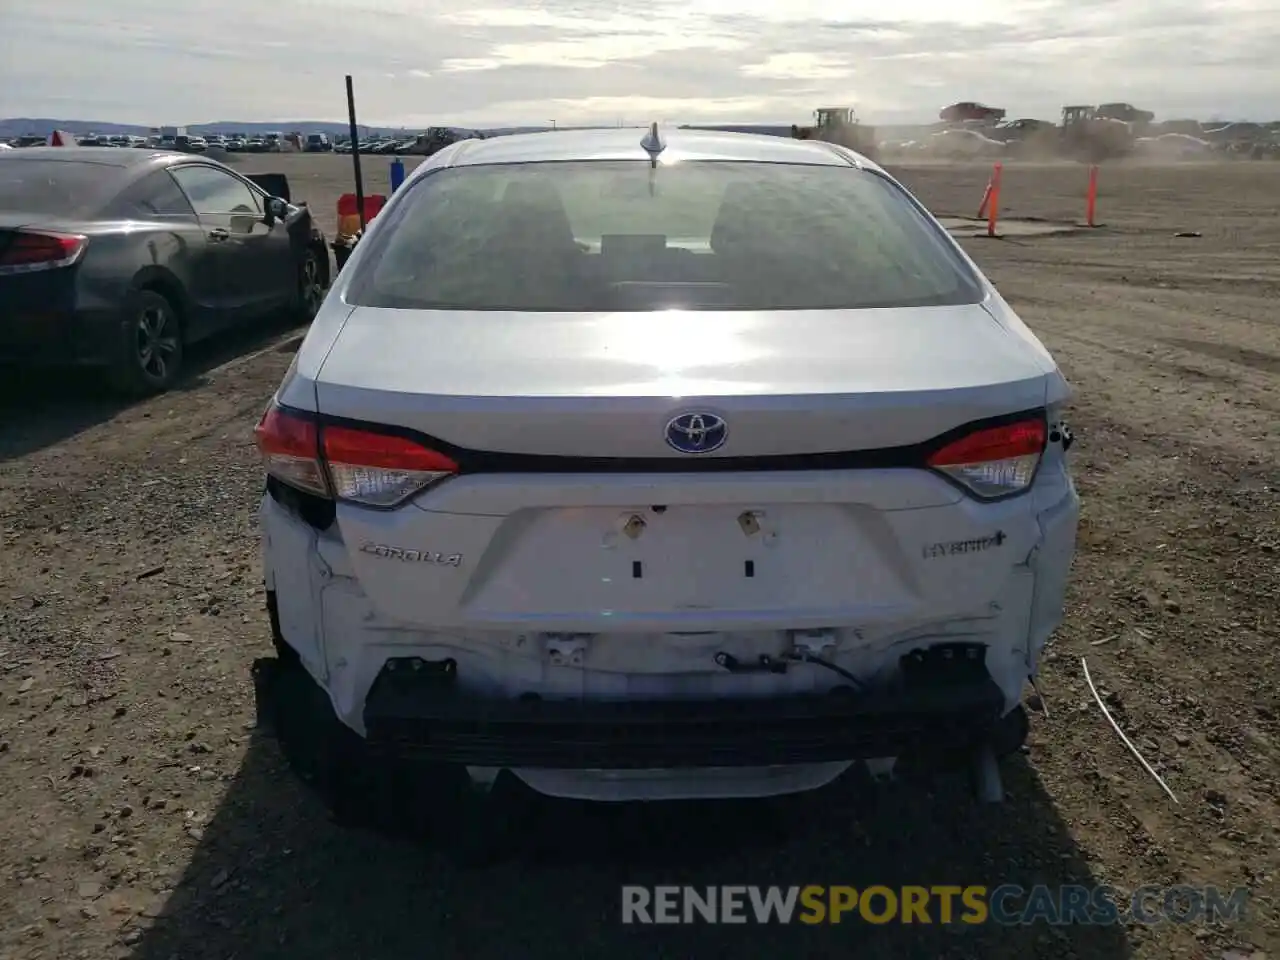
xmin=621 ymin=884 xmax=1249 ymax=926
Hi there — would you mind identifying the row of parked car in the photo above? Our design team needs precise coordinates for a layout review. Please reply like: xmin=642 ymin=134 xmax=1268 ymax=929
xmin=5 ymin=129 xmax=472 ymax=157
xmin=334 ymin=128 xmax=480 ymax=155
xmin=335 ymin=136 xmax=427 ymax=155
xmin=2 ymin=132 xmax=338 ymax=153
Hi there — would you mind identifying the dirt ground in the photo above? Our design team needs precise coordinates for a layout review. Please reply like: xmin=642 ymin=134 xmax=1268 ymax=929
xmin=1 ymin=153 xmax=1277 ymax=960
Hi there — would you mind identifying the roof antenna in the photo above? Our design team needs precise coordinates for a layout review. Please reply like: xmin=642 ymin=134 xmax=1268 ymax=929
xmin=641 ymin=122 xmax=664 ymax=196
xmin=640 ymin=122 xmax=664 ymax=169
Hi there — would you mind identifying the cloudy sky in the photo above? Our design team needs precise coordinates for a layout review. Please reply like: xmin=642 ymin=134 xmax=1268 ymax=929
xmin=2 ymin=0 xmax=1278 ymax=126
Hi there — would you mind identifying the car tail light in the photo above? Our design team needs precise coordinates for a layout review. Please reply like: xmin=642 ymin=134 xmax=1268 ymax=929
xmin=254 ymin=406 xmax=330 ymax=497
xmin=0 ymin=230 xmax=89 ymax=275
xmin=322 ymin=424 xmax=458 ymax=507
xmin=926 ymin=417 xmax=1046 ymax=499
xmin=254 ymin=404 xmax=458 ymax=507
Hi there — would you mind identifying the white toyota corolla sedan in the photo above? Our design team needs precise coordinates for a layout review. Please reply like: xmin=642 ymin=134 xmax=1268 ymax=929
xmin=254 ymin=124 xmax=1079 ymax=827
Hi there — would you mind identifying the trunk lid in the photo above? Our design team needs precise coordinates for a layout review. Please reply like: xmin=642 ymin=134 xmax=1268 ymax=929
xmin=313 ymin=304 xmax=1052 ymax=457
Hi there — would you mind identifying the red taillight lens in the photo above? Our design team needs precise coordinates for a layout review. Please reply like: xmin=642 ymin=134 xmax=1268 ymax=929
xmin=322 ymin=425 xmax=458 ymax=507
xmin=254 ymin=405 xmax=329 ymax=497
xmin=0 ymin=231 xmax=88 ymax=274
xmin=926 ymin=418 xmax=1046 ymax=499
xmin=254 ymin=404 xmax=458 ymax=507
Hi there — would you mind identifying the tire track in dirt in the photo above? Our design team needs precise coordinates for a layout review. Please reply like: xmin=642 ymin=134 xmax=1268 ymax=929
xmin=1000 ymin=261 xmax=1280 ymax=300
xmin=996 ymin=270 xmax=1280 ymax=469
xmin=1157 ymin=337 xmax=1280 ymax=375
xmin=1045 ymin=327 xmax=1279 ymax=415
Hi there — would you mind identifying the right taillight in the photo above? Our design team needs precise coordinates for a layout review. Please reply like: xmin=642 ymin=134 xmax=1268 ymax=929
xmin=926 ymin=417 xmax=1046 ymax=500
xmin=253 ymin=404 xmax=458 ymax=508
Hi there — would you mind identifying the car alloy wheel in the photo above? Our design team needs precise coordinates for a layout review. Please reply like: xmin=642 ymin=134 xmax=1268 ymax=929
xmin=136 ymin=300 xmax=180 ymax=384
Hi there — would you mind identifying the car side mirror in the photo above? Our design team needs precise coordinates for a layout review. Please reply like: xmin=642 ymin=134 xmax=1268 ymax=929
xmin=263 ymin=196 xmax=288 ymax=225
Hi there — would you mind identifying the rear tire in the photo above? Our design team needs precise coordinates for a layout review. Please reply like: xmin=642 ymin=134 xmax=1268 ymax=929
xmin=107 ymin=289 xmax=184 ymax=396
xmin=423 ymin=770 xmax=533 ymax=868
xmin=267 ymin=659 xmax=373 ymax=827
xmin=265 ymin=590 xmax=299 ymax=666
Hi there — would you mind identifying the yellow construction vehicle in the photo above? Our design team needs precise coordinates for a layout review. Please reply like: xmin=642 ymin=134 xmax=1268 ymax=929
xmin=1060 ymin=105 xmax=1136 ymax=162
xmin=791 ymin=107 xmax=878 ymax=161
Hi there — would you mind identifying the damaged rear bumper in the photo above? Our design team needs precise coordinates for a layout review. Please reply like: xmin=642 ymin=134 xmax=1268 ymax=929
xmin=257 ymin=461 xmax=1073 ymax=799
xmin=358 ymin=645 xmax=1021 ymax=769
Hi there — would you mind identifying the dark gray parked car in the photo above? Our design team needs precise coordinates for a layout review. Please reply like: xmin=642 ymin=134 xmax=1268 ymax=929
xmin=0 ymin=147 xmax=330 ymax=394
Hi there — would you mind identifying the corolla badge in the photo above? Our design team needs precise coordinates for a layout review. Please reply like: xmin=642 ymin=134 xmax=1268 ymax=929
xmin=665 ymin=412 xmax=728 ymax=454
xmin=360 ymin=542 xmax=462 ymax=566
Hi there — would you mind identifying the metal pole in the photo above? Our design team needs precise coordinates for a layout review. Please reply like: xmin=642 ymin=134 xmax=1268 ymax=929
xmin=345 ymin=75 xmax=367 ymax=232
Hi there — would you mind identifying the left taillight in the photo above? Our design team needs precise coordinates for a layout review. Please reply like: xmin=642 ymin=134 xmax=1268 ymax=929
xmin=0 ymin=230 xmax=88 ymax=275
xmin=254 ymin=405 xmax=330 ymax=497
xmin=926 ymin=417 xmax=1047 ymax=500
xmin=254 ymin=404 xmax=459 ymax=508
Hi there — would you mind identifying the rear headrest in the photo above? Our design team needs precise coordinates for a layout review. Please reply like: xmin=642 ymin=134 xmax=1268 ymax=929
xmin=502 ymin=178 xmax=561 ymax=206
xmin=711 ymin=182 xmax=793 ymax=254
xmin=498 ymin=178 xmax=576 ymax=249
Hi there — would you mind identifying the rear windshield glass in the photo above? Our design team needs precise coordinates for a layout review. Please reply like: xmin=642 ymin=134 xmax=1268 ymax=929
xmin=346 ymin=159 xmax=983 ymax=312
xmin=0 ymin=159 xmax=118 ymax=216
